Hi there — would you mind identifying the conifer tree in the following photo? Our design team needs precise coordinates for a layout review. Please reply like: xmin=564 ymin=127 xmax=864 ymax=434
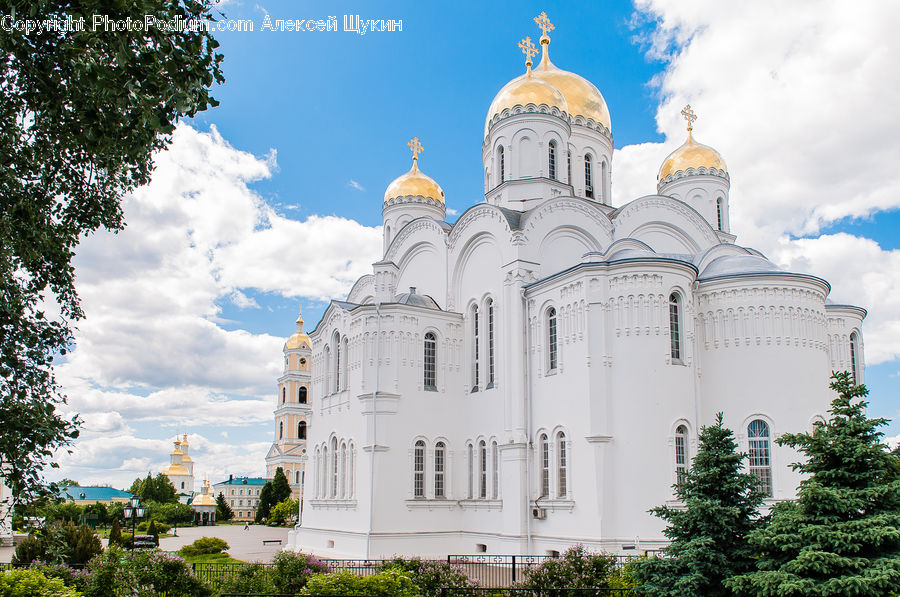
xmin=216 ymin=492 xmax=234 ymax=521
xmin=271 ymin=467 xmax=292 ymax=504
xmin=728 ymin=372 xmax=900 ymax=596
xmin=632 ymin=413 xmax=764 ymax=597
xmin=108 ymin=517 xmax=122 ymax=547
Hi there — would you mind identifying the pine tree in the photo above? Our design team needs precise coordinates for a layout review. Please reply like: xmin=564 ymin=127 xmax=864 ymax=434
xmin=108 ymin=517 xmax=122 ymax=547
xmin=632 ymin=413 xmax=764 ymax=597
xmin=728 ymin=372 xmax=900 ymax=596
xmin=216 ymin=492 xmax=234 ymax=521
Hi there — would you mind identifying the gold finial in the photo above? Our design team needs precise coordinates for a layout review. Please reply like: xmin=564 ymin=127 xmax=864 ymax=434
xmin=518 ymin=36 xmax=538 ymax=71
xmin=534 ymin=11 xmax=554 ymax=44
xmin=681 ymin=104 xmax=697 ymax=133
xmin=407 ymin=136 xmax=423 ymax=168
xmin=296 ymin=306 xmax=304 ymax=330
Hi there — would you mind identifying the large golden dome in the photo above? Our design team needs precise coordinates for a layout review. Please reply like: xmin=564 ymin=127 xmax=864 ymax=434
xmin=384 ymin=159 xmax=444 ymax=204
xmin=484 ymin=71 xmax=568 ymax=137
xmin=285 ymin=309 xmax=310 ymax=350
xmin=534 ymin=52 xmax=610 ymax=130
xmin=658 ymin=131 xmax=727 ymax=180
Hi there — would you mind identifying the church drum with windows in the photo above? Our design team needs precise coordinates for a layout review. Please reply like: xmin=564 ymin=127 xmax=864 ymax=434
xmin=283 ymin=14 xmax=866 ymax=558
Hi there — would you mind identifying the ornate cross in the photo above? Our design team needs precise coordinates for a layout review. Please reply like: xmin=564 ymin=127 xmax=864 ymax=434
xmin=408 ymin=136 xmax=423 ymax=161
xmin=681 ymin=104 xmax=697 ymax=132
xmin=534 ymin=11 xmax=554 ymax=37
xmin=518 ymin=36 xmax=538 ymax=66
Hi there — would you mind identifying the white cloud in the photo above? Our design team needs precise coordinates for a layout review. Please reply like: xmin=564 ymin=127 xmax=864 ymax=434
xmin=446 ymin=207 xmax=459 ymax=216
xmin=616 ymin=0 xmax=900 ymax=367
xmin=347 ymin=179 xmax=366 ymax=192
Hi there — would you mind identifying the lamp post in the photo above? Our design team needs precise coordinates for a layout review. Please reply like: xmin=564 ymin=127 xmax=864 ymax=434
xmin=122 ymin=495 xmax=145 ymax=556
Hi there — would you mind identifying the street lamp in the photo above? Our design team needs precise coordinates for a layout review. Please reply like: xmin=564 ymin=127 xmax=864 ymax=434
xmin=122 ymin=495 xmax=145 ymax=556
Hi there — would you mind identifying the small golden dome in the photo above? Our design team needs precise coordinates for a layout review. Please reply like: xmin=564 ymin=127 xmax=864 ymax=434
xmin=285 ymin=308 xmax=310 ymax=350
xmin=384 ymin=158 xmax=444 ymax=204
xmin=658 ymin=132 xmax=727 ymax=181
xmin=163 ymin=463 xmax=190 ymax=476
xmin=484 ymin=71 xmax=569 ymax=137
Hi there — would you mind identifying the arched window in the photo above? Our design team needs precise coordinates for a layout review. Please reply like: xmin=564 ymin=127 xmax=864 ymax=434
xmin=748 ymin=420 xmax=773 ymax=497
xmin=348 ymin=443 xmax=355 ymax=498
xmin=296 ymin=470 xmax=301 ymax=484
xmin=467 ymin=444 xmax=474 ymax=499
xmin=424 ymin=332 xmax=437 ymax=390
xmin=547 ymin=307 xmax=558 ymax=371
xmin=341 ymin=337 xmax=349 ymax=391
xmin=548 ymin=140 xmax=557 ymax=179
xmin=850 ymin=332 xmax=861 ymax=384
xmin=491 ymin=441 xmax=499 ymax=499
xmin=675 ymin=425 xmax=688 ymax=485
xmin=487 ymin=299 xmax=495 ymax=387
xmin=413 ymin=440 xmax=425 ymax=498
xmin=299 ymin=386 xmax=307 ymax=404
xmin=479 ymin=440 xmax=487 ymax=499
xmin=498 ymin=146 xmax=505 ymax=183
xmin=323 ymin=346 xmax=331 ymax=395
xmin=334 ymin=334 xmax=341 ymax=392
xmin=472 ymin=306 xmax=480 ymax=391
xmin=584 ymin=155 xmax=594 ymax=198
xmin=282 ymin=388 xmax=286 ymax=403
xmin=316 ymin=446 xmax=323 ymax=498
xmin=279 ymin=421 xmax=283 ymax=439
xmin=340 ymin=442 xmax=348 ymax=498
xmin=669 ymin=293 xmax=682 ymax=361
xmin=567 ymin=150 xmax=572 ymax=183
xmin=557 ymin=431 xmax=568 ymax=497
xmin=320 ymin=445 xmax=327 ymax=498
xmin=601 ymin=161 xmax=608 ymax=203
xmin=539 ymin=433 xmax=550 ymax=497
xmin=434 ymin=441 xmax=446 ymax=498
xmin=331 ymin=437 xmax=339 ymax=498
xmin=716 ymin=198 xmax=725 ymax=231
xmin=298 ymin=421 xmax=307 ymax=440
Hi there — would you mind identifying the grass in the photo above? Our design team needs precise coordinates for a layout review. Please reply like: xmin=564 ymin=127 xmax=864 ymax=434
xmin=178 ymin=552 xmax=244 ymax=564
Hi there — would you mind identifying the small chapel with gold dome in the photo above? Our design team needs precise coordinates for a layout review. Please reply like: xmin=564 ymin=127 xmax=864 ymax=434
xmin=280 ymin=12 xmax=866 ymax=558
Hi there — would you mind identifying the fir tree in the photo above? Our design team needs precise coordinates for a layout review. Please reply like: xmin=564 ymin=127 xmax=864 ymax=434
xmin=255 ymin=482 xmax=274 ymax=523
xmin=108 ymin=517 xmax=122 ymax=547
xmin=271 ymin=467 xmax=292 ymax=504
xmin=728 ymin=372 xmax=900 ymax=596
xmin=216 ymin=492 xmax=234 ymax=521
xmin=632 ymin=413 xmax=764 ymax=597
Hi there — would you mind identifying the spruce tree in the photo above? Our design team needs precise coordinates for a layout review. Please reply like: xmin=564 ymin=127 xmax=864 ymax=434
xmin=728 ymin=372 xmax=900 ymax=596
xmin=632 ymin=413 xmax=764 ymax=597
xmin=255 ymin=482 xmax=274 ymax=523
xmin=271 ymin=467 xmax=292 ymax=504
xmin=108 ymin=517 xmax=122 ymax=547
xmin=216 ymin=492 xmax=234 ymax=521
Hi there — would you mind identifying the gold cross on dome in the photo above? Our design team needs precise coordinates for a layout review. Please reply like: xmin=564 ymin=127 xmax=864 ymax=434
xmin=534 ymin=11 xmax=554 ymax=37
xmin=681 ymin=104 xmax=697 ymax=132
xmin=518 ymin=36 xmax=538 ymax=66
xmin=408 ymin=136 xmax=423 ymax=161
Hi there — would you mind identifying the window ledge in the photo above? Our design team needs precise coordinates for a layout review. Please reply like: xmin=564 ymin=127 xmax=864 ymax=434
xmin=459 ymin=499 xmax=503 ymax=511
xmin=532 ymin=499 xmax=574 ymax=511
xmin=405 ymin=499 xmax=458 ymax=510
xmin=308 ymin=499 xmax=358 ymax=510
xmin=424 ymin=386 xmax=437 ymax=392
xmin=545 ymin=369 xmax=558 ymax=377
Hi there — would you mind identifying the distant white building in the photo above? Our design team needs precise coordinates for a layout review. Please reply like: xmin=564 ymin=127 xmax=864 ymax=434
xmin=286 ymin=13 xmax=866 ymax=558
xmin=162 ymin=434 xmax=195 ymax=497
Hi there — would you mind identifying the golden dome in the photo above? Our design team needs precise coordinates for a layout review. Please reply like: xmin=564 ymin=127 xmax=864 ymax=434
xmin=658 ymin=131 xmax=727 ymax=181
xmin=384 ymin=158 xmax=444 ymax=204
xmin=285 ymin=309 xmax=310 ymax=350
xmin=534 ymin=52 xmax=610 ymax=130
xmin=163 ymin=463 xmax=189 ymax=476
xmin=484 ymin=71 xmax=569 ymax=136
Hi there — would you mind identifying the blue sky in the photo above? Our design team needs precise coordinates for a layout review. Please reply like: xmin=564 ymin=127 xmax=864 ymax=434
xmin=51 ymin=0 xmax=900 ymax=488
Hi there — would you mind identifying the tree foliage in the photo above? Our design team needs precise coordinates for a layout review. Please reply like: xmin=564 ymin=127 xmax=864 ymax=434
xmin=728 ymin=372 xmax=900 ymax=596
xmin=0 ymin=0 xmax=223 ymax=501
xmin=632 ymin=413 xmax=764 ymax=597
xmin=254 ymin=482 xmax=274 ymax=523
xmin=129 ymin=472 xmax=178 ymax=504
xmin=215 ymin=491 xmax=233 ymax=521
xmin=271 ymin=467 xmax=292 ymax=504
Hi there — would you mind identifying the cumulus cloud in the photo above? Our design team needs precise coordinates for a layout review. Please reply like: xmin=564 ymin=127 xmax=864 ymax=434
xmin=615 ymin=0 xmax=900 ymax=366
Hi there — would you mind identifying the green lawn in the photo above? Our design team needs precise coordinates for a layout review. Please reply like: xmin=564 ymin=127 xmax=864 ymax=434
xmin=178 ymin=552 xmax=244 ymax=564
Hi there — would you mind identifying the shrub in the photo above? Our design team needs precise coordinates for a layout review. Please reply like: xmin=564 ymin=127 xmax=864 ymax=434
xmin=131 ymin=534 xmax=157 ymax=549
xmin=0 ymin=568 xmax=81 ymax=597
xmin=179 ymin=536 xmax=229 ymax=557
xmin=302 ymin=569 xmax=418 ymax=597
xmin=516 ymin=545 xmax=621 ymax=590
xmin=272 ymin=550 xmax=331 ymax=593
xmin=216 ymin=563 xmax=275 ymax=594
xmin=107 ymin=519 xmax=122 ymax=548
xmin=382 ymin=557 xmax=479 ymax=593
xmin=136 ymin=519 xmax=170 ymax=534
xmin=84 ymin=546 xmax=212 ymax=597
xmin=11 ymin=534 xmax=44 ymax=565
xmin=29 ymin=563 xmax=93 ymax=593
xmin=12 ymin=522 xmax=102 ymax=567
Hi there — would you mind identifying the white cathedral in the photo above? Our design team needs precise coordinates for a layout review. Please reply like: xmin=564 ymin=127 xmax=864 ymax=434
xmin=278 ymin=14 xmax=866 ymax=558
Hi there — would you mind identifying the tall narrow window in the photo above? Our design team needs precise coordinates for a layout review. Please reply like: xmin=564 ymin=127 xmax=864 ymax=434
xmin=584 ymin=155 xmax=594 ymax=198
xmin=567 ymin=150 xmax=571 ymax=183
xmin=424 ymin=332 xmax=437 ymax=390
xmin=548 ymin=307 xmax=558 ymax=371
xmin=282 ymin=388 xmax=286 ymax=403
xmin=334 ymin=335 xmax=341 ymax=392
xmin=298 ymin=421 xmax=307 ymax=440
xmin=748 ymin=420 xmax=773 ymax=497
xmin=319 ymin=446 xmax=326 ymax=498
xmin=540 ymin=433 xmax=550 ymax=497
xmin=674 ymin=425 xmax=688 ymax=486
xmin=472 ymin=306 xmax=480 ymax=391
xmin=487 ymin=300 xmax=495 ymax=387
xmin=601 ymin=161 xmax=608 ymax=203
xmin=498 ymin=146 xmax=505 ymax=183
xmin=299 ymin=386 xmax=307 ymax=404
xmin=296 ymin=470 xmax=301 ymax=484
xmin=548 ymin=140 xmax=557 ymax=179
xmin=716 ymin=198 xmax=725 ymax=231
xmin=331 ymin=437 xmax=339 ymax=498
xmin=340 ymin=442 xmax=347 ymax=498
xmin=479 ymin=440 xmax=487 ymax=499
xmin=413 ymin=440 xmax=425 ymax=498
xmin=434 ymin=441 xmax=446 ymax=498
xmin=341 ymin=337 xmax=349 ymax=391
xmin=557 ymin=432 xmax=568 ymax=497
xmin=491 ymin=441 xmax=499 ymax=499
xmin=323 ymin=347 xmax=331 ymax=395
xmin=669 ymin=293 xmax=682 ymax=361
xmin=348 ymin=444 xmax=355 ymax=498
xmin=467 ymin=444 xmax=474 ymax=499
xmin=279 ymin=421 xmax=283 ymax=439
xmin=850 ymin=332 xmax=860 ymax=384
